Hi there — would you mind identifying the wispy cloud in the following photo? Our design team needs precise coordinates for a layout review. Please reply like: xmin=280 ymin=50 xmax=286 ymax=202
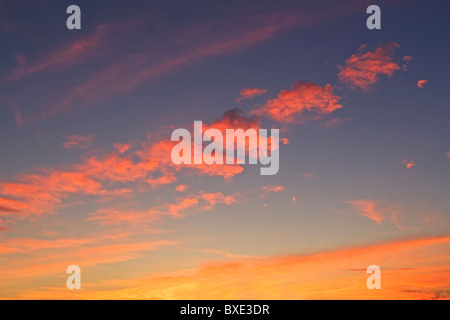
xmin=62 ymin=134 xmax=94 ymax=149
xmin=10 ymin=234 xmax=450 ymax=299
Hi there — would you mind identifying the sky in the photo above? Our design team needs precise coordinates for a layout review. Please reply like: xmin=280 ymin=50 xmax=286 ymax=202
xmin=0 ymin=0 xmax=449 ymax=299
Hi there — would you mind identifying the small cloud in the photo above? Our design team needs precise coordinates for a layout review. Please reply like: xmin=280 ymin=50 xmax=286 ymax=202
xmin=338 ymin=42 xmax=402 ymax=90
xmin=346 ymin=199 xmax=385 ymax=225
xmin=175 ymin=184 xmax=189 ymax=192
xmin=62 ymin=134 xmax=94 ymax=149
xmin=446 ymin=151 xmax=450 ymax=159
xmin=300 ymin=173 xmax=315 ymax=178
xmin=402 ymin=56 xmax=412 ymax=71
xmin=401 ymin=158 xmax=416 ymax=169
xmin=113 ymin=143 xmax=131 ymax=154
xmin=236 ymin=88 xmax=267 ymax=102
xmin=280 ymin=138 xmax=290 ymax=145
xmin=417 ymin=80 xmax=428 ymax=88
xmin=292 ymin=196 xmax=296 ymax=203
xmin=251 ymin=81 xmax=342 ymax=123
xmin=260 ymin=184 xmax=286 ymax=198
xmin=262 ymin=185 xmax=286 ymax=193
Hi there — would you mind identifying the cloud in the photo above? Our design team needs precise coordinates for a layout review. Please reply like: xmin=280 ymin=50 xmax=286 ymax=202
xmin=417 ymin=80 xmax=428 ymax=88
xmin=338 ymin=42 xmax=402 ymax=90
xmin=261 ymin=184 xmax=286 ymax=193
xmin=236 ymin=88 xmax=267 ymax=102
xmin=175 ymin=185 xmax=189 ymax=192
xmin=0 ymin=236 xmax=177 ymax=282
xmin=25 ymin=11 xmax=304 ymax=119
xmin=113 ymin=143 xmax=131 ymax=154
xmin=3 ymin=24 xmax=109 ymax=82
xmin=447 ymin=151 xmax=450 ymax=159
xmin=62 ymin=134 xmax=94 ymax=149
xmin=1 ymin=18 xmax=148 ymax=82
xmin=346 ymin=199 xmax=405 ymax=227
xmin=87 ymin=191 xmax=238 ymax=225
xmin=12 ymin=234 xmax=450 ymax=299
xmin=0 ymin=1 xmax=373 ymax=123
xmin=199 ymin=192 xmax=238 ymax=210
xmin=402 ymin=56 xmax=412 ymax=71
xmin=346 ymin=199 xmax=385 ymax=225
xmin=260 ymin=185 xmax=286 ymax=199
xmin=251 ymin=81 xmax=343 ymax=123
xmin=401 ymin=158 xmax=416 ymax=169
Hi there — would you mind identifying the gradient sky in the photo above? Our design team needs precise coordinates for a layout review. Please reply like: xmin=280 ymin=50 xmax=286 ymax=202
xmin=0 ymin=0 xmax=449 ymax=299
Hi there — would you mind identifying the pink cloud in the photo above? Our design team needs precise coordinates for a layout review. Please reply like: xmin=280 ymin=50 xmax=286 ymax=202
xmin=401 ymin=158 xmax=416 ymax=169
xmin=260 ymin=184 xmax=286 ymax=198
xmin=175 ymin=185 xmax=189 ymax=192
xmin=346 ymin=199 xmax=405 ymax=227
xmin=402 ymin=56 xmax=412 ymax=71
xmin=3 ymin=2 xmax=372 ymax=123
xmin=261 ymin=185 xmax=286 ymax=193
xmin=417 ymin=80 xmax=428 ymax=88
xmin=3 ymin=24 xmax=110 ymax=82
xmin=236 ymin=88 xmax=267 ymax=102
xmin=346 ymin=199 xmax=385 ymax=225
xmin=87 ymin=191 xmax=238 ymax=225
xmin=113 ymin=143 xmax=132 ymax=154
xmin=338 ymin=42 xmax=402 ymax=90
xmin=251 ymin=81 xmax=343 ymax=123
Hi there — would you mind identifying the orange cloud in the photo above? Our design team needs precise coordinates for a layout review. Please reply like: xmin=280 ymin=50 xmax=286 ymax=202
xmin=259 ymin=184 xmax=286 ymax=199
xmin=113 ymin=143 xmax=131 ymax=154
xmin=346 ymin=199 xmax=406 ymax=227
xmin=175 ymin=185 xmax=189 ymax=192
xmin=402 ymin=55 xmax=412 ymax=71
xmin=236 ymin=88 xmax=267 ymax=102
xmin=0 ymin=237 xmax=177 ymax=285
xmin=261 ymin=185 xmax=286 ymax=193
xmin=401 ymin=158 xmax=416 ymax=169
xmin=417 ymin=80 xmax=428 ymax=88
xmin=62 ymin=134 xmax=94 ymax=149
xmin=346 ymin=200 xmax=386 ymax=225
xmin=11 ymin=234 xmax=449 ymax=299
xmin=87 ymin=191 xmax=238 ymax=225
xmin=251 ymin=81 xmax=342 ymax=123
xmin=338 ymin=42 xmax=402 ymax=90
